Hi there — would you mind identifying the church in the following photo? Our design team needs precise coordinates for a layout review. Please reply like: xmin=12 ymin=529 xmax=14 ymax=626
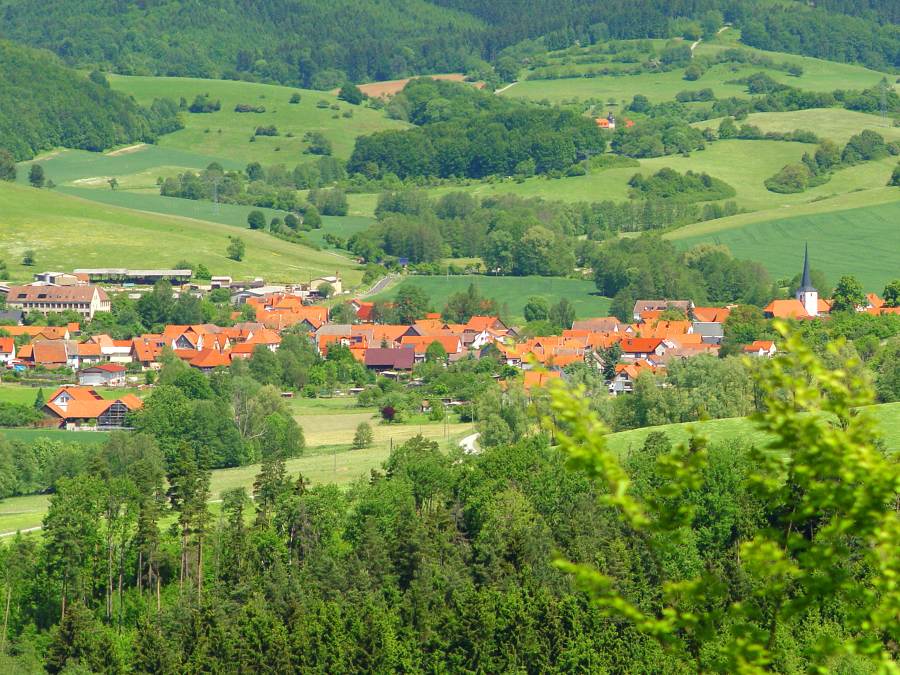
xmin=763 ymin=245 xmax=831 ymax=319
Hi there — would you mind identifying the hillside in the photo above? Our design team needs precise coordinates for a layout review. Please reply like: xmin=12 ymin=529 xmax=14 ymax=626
xmin=0 ymin=181 xmax=363 ymax=284
xmin=108 ymin=75 xmax=409 ymax=165
xmin=0 ymin=40 xmax=179 ymax=160
xmin=667 ymin=198 xmax=900 ymax=290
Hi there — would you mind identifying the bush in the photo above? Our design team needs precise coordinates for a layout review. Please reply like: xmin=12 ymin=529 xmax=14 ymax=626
xmin=765 ymin=163 xmax=810 ymax=193
xmin=234 ymin=103 xmax=265 ymax=113
xmin=189 ymin=94 xmax=220 ymax=113
xmin=254 ymin=125 xmax=279 ymax=137
xmin=352 ymin=422 xmax=373 ymax=448
xmin=289 ymin=93 xmax=301 ymax=104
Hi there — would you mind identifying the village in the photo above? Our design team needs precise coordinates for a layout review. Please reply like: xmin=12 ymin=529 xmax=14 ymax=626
xmin=0 ymin=248 xmax=896 ymax=432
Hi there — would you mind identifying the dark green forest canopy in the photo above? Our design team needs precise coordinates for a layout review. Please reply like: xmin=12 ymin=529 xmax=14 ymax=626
xmin=0 ymin=0 xmax=895 ymax=88
xmin=0 ymin=40 xmax=181 ymax=160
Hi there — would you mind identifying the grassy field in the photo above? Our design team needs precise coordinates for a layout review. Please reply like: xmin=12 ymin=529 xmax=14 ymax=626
xmin=0 ymin=181 xmax=363 ymax=284
xmin=669 ymin=198 xmax=900 ymax=290
xmin=693 ymin=109 xmax=900 ymax=145
xmin=506 ymin=32 xmax=895 ymax=105
xmin=109 ymin=75 xmax=408 ymax=165
xmin=421 ymin=139 xmax=897 ymax=214
xmin=370 ymin=275 xmax=611 ymax=322
xmin=0 ymin=408 xmax=472 ymax=536
xmin=0 ymin=384 xmax=143 ymax=406
xmin=606 ymin=402 xmax=900 ymax=455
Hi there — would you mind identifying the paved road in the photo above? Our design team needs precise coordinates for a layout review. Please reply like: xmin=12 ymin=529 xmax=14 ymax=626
xmin=459 ymin=433 xmax=480 ymax=454
xmin=495 ymin=81 xmax=518 ymax=94
xmin=360 ymin=274 xmax=398 ymax=298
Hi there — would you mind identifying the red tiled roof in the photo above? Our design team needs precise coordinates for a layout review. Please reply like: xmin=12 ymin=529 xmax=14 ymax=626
xmin=189 ymin=348 xmax=232 ymax=369
xmin=620 ymin=338 xmax=664 ymax=353
xmin=83 ymin=363 xmax=126 ymax=373
xmin=0 ymin=337 xmax=13 ymax=354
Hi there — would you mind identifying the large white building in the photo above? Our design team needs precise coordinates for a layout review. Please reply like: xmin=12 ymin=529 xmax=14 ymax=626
xmin=4 ymin=284 xmax=111 ymax=319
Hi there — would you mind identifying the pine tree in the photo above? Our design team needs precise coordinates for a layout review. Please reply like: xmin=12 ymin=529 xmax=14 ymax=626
xmin=33 ymin=387 xmax=45 ymax=411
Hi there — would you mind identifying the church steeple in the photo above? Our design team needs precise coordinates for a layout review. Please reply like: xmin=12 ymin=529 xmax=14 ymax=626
xmin=798 ymin=243 xmax=815 ymax=292
xmin=796 ymin=243 xmax=819 ymax=316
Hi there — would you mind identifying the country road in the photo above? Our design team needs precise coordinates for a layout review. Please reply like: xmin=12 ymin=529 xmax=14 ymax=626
xmin=459 ymin=432 xmax=480 ymax=454
xmin=360 ymin=273 xmax=399 ymax=298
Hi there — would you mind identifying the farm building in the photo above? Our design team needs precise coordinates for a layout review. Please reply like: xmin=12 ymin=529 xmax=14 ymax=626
xmin=78 ymin=363 xmax=127 ymax=387
xmin=43 ymin=386 xmax=143 ymax=430
xmin=4 ymin=284 xmax=110 ymax=319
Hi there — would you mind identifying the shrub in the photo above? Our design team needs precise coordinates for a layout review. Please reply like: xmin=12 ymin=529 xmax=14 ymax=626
xmin=765 ymin=163 xmax=810 ymax=193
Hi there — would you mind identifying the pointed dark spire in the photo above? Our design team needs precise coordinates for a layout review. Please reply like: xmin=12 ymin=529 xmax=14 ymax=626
xmin=799 ymin=243 xmax=815 ymax=292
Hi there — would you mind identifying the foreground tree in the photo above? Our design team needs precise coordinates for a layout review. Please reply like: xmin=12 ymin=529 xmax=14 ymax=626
xmin=550 ymin=324 xmax=900 ymax=672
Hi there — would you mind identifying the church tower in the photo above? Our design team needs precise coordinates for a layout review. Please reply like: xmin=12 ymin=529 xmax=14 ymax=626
xmin=796 ymin=243 xmax=818 ymax=317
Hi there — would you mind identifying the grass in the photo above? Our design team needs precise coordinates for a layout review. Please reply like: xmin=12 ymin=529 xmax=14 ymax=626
xmin=506 ymin=32 xmax=895 ymax=105
xmin=370 ymin=275 xmax=611 ymax=323
xmin=605 ymin=402 xmax=900 ymax=456
xmin=0 ymin=428 xmax=106 ymax=445
xmin=0 ymin=181 xmax=363 ymax=285
xmin=109 ymin=75 xmax=408 ymax=165
xmin=0 ymin=384 xmax=143 ymax=406
xmin=422 ymin=140 xmax=896 ymax=214
xmin=0 ymin=413 xmax=472 ymax=536
xmin=669 ymin=198 xmax=900 ymax=290
xmin=693 ymin=109 xmax=900 ymax=146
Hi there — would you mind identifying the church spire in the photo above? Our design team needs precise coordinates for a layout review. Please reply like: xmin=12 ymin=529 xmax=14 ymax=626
xmin=799 ymin=243 xmax=815 ymax=292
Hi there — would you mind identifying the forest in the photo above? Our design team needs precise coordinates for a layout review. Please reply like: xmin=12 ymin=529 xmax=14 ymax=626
xmin=0 ymin=330 xmax=898 ymax=672
xmin=0 ymin=0 xmax=895 ymax=90
xmin=0 ymin=41 xmax=181 ymax=161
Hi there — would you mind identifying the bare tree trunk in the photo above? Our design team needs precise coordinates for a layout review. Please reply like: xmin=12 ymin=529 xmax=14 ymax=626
xmin=156 ymin=568 xmax=161 ymax=612
xmin=137 ymin=550 xmax=143 ymax=595
xmin=107 ymin=543 xmax=114 ymax=622
xmin=117 ymin=568 xmax=124 ymax=631
xmin=197 ymin=536 xmax=203 ymax=603
xmin=179 ymin=533 xmax=186 ymax=592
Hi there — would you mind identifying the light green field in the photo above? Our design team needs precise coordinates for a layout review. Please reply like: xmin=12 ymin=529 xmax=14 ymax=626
xmin=0 ymin=181 xmax=363 ymax=284
xmin=370 ymin=275 xmax=611 ymax=323
xmin=507 ymin=32 xmax=894 ymax=105
xmin=606 ymin=402 xmax=900 ymax=455
xmin=420 ymin=140 xmax=896 ymax=215
xmin=0 ymin=385 xmax=143 ymax=407
xmin=669 ymin=198 xmax=900 ymax=290
xmin=693 ymin=109 xmax=900 ymax=145
xmin=0 ymin=428 xmax=106 ymax=446
xmin=109 ymin=75 xmax=408 ymax=165
xmin=0 ymin=414 xmax=472 ymax=536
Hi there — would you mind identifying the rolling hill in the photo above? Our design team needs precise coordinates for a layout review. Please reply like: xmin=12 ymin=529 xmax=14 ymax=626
xmin=0 ymin=181 xmax=363 ymax=284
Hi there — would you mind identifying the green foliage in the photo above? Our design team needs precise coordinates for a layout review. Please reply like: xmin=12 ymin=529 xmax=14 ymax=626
xmin=352 ymin=421 xmax=373 ymax=449
xmin=337 ymin=82 xmax=365 ymax=105
xmin=226 ymin=236 xmax=245 ymax=261
xmin=0 ymin=149 xmax=15 ymax=181
xmin=890 ymin=163 xmax=900 ymax=187
xmin=27 ymin=164 xmax=44 ymax=188
xmin=0 ymin=40 xmax=181 ymax=161
xmin=551 ymin=325 xmax=900 ymax=671
xmin=830 ymin=274 xmax=866 ymax=312
xmin=247 ymin=210 xmax=266 ymax=230
xmin=627 ymin=167 xmax=735 ymax=202
xmin=441 ymin=283 xmax=499 ymax=323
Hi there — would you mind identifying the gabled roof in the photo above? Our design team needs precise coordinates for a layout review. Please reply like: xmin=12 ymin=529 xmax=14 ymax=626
xmin=364 ymin=348 xmax=415 ymax=369
xmin=81 ymin=362 xmax=126 ymax=373
xmin=0 ymin=337 xmax=14 ymax=354
xmin=464 ymin=316 xmax=505 ymax=332
xmin=76 ymin=343 xmax=102 ymax=356
xmin=523 ymin=370 xmax=560 ymax=390
xmin=619 ymin=337 xmax=664 ymax=353
xmin=691 ymin=306 xmax=731 ymax=323
xmin=32 ymin=341 xmax=70 ymax=365
xmin=571 ymin=317 xmax=624 ymax=333
xmin=189 ymin=349 xmax=232 ymax=369
xmin=399 ymin=335 xmax=462 ymax=355
xmin=764 ymin=299 xmax=812 ymax=319
xmin=7 ymin=284 xmax=107 ymax=303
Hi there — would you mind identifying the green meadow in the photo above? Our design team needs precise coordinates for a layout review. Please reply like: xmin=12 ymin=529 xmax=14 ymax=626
xmin=505 ymin=31 xmax=895 ymax=105
xmin=669 ymin=198 xmax=900 ymax=290
xmin=605 ymin=402 xmax=900 ymax=456
xmin=0 ymin=181 xmax=363 ymax=284
xmin=109 ymin=75 xmax=408 ymax=165
xmin=370 ymin=275 xmax=611 ymax=322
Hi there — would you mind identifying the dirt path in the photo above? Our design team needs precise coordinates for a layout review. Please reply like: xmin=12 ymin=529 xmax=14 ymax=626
xmin=495 ymin=81 xmax=518 ymax=95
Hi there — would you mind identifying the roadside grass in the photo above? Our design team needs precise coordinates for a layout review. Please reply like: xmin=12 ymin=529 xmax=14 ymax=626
xmin=505 ymin=34 xmax=894 ymax=105
xmin=0 ymin=181 xmax=363 ymax=285
xmin=370 ymin=275 xmax=611 ymax=323
xmin=668 ymin=198 xmax=900 ymax=290
xmin=605 ymin=402 xmax=900 ymax=456
xmin=108 ymin=75 xmax=408 ymax=165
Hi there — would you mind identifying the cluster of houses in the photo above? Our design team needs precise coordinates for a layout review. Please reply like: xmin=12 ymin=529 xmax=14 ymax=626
xmin=2 ymin=249 xmax=896 ymax=429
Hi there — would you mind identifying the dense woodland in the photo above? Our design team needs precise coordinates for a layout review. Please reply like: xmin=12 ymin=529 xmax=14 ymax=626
xmin=0 ymin=0 xmax=895 ymax=91
xmin=0 ymin=41 xmax=181 ymax=161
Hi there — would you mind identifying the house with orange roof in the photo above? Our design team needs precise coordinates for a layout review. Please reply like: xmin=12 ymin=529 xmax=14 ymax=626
xmin=691 ymin=306 xmax=732 ymax=323
xmin=619 ymin=338 xmax=666 ymax=361
xmin=399 ymin=335 xmax=463 ymax=362
xmin=244 ymin=328 xmax=282 ymax=351
xmin=189 ymin=348 xmax=233 ymax=372
xmin=632 ymin=300 xmax=693 ymax=322
xmin=866 ymin=293 xmax=884 ymax=310
xmin=743 ymin=340 xmax=777 ymax=357
xmin=610 ymin=360 xmax=659 ymax=395
xmin=522 ymin=369 xmax=561 ymax=391
xmin=43 ymin=386 xmax=143 ymax=430
xmin=0 ymin=325 xmax=70 ymax=340
xmin=763 ymin=299 xmax=814 ymax=320
xmin=865 ymin=306 xmax=900 ymax=316
xmin=351 ymin=299 xmax=376 ymax=323
xmin=0 ymin=337 xmax=15 ymax=365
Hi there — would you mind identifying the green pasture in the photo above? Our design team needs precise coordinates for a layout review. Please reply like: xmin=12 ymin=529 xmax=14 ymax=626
xmin=693 ymin=108 xmax=900 ymax=145
xmin=507 ymin=32 xmax=894 ymax=105
xmin=422 ymin=139 xmax=895 ymax=215
xmin=0 ymin=181 xmax=363 ymax=284
xmin=669 ymin=198 xmax=900 ymax=290
xmin=109 ymin=75 xmax=408 ymax=165
xmin=605 ymin=402 xmax=900 ymax=456
xmin=370 ymin=275 xmax=611 ymax=323
xmin=0 ymin=384 xmax=143 ymax=406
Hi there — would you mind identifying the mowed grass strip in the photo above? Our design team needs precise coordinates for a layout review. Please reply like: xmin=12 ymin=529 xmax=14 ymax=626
xmin=669 ymin=198 xmax=900 ymax=290
xmin=0 ymin=182 xmax=363 ymax=284
xmin=370 ymin=275 xmax=612 ymax=323
xmin=109 ymin=75 xmax=409 ymax=165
